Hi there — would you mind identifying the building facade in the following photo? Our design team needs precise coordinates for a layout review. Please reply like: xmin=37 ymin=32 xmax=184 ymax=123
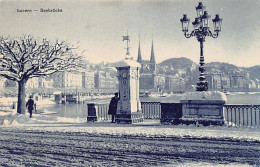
xmin=51 ymin=71 xmax=82 ymax=88
xmin=94 ymin=71 xmax=118 ymax=93
xmin=82 ymin=71 xmax=95 ymax=90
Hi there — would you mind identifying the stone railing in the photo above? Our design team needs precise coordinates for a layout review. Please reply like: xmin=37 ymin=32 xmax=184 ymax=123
xmin=141 ymin=102 xmax=161 ymax=119
xmin=224 ymin=105 xmax=260 ymax=127
xmin=87 ymin=103 xmax=111 ymax=122
xmin=87 ymin=102 xmax=162 ymax=122
xmin=87 ymin=102 xmax=260 ymax=128
xmin=0 ymin=101 xmax=16 ymax=110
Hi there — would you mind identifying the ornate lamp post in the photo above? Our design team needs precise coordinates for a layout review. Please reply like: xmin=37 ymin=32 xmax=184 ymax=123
xmin=180 ymin=2 xmax=223 ymax=91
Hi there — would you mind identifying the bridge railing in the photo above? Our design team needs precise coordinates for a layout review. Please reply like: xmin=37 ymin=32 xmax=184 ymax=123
xmin=95 ymin=103 xmax=111 ymax=121
xmin=89 ymin=102 xmax=161 ymax=121
xmin=141 ymin=102 xmax=161 ymax=119
xmin=224 ymin=105 xmax=260 ymax=127
xmin=0 ymin=101 xmax=15 ymax=110
xmin=89 ymin=102 xmax=260 ymax=128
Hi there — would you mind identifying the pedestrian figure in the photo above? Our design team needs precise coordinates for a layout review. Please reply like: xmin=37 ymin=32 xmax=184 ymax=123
xmin=12 ymin=102 xmax=15 ymax=109
xmin=108 ymin=92 xmax=119 ymax=123
xmin=26 ymin=96 xmax=34 ymax=118
xmin=34 ymin=103 xmax=37 ymax=113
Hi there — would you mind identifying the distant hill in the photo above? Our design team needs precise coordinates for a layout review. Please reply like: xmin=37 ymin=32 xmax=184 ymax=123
xmin=159 ymin=57 xmax=198 ymax=70
xmin=205 ymin=62 xmax=240 ymax=75
xmin=205 ymin=62 xmax=260 ymax=80
xmin=244 ymin=65 xmax=260 ymax=80
xmin=206 ymin=62 xmax=239 ymax=70
xmin=158 ymin=58 xmax=260 ymax=81
xmin=104 ymin=57 xmax=260 ymax=81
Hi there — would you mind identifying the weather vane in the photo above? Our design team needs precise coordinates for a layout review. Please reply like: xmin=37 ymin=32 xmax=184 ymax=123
xmin=122 ymin=30 xmax=131 ymax=60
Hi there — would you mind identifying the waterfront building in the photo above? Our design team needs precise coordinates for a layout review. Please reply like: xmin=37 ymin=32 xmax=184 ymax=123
xmin=206 ymin=71 xmax=251 ymax=92
xmin=206 ymin=74 xmax=231 ymax=90
xmin=82 ymin=71 xmax=95 ymax=90
xmin=94 ymin=71 xmax=118 ymax=93
xmin=51 ymin=71 xmax=82 ymax=89
xmin=165 ymin=75 xmax=185 ymax=92
xmin=38 ymin=77 xmax=53 ymax=88
xmin=26 ymin=77 xmax=39 ymax=89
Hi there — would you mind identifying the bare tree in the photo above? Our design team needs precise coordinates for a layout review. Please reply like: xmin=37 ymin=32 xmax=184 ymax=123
xmin=0 ymin=36 xmax=83 ymax=114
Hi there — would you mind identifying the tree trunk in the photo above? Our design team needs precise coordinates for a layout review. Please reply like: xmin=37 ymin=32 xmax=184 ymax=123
xmin=17 ymin=80 xmax=26 ymax=114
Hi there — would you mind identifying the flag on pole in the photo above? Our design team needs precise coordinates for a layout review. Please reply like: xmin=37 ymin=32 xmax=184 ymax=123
xmin=122 ymin=36 xmax=130 ymax=41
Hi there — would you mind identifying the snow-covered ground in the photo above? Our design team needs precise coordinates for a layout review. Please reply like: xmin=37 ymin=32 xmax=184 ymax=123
xmin=1 ymin=110 xmax=259 ymax=143
xmin=1 ymin=110 xmax=259 ymax=166
xmin=1 ymin=96 xmax=259 ymax=166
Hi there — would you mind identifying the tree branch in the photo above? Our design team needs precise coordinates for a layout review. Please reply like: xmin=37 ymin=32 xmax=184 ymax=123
xmin=0 ymin=36 xmax=83 ymax=83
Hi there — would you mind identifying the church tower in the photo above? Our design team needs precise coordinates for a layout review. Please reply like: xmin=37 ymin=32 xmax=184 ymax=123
xmin=137 ymin=39 xmax=143 ymax=72
xmin=149 ymin=40 xmax=156 ymax=73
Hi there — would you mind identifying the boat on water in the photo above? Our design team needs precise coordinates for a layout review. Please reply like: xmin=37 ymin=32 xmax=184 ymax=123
xmin=36 ymin=109 xmax=57 ymax=115
xmin=223 ymin=89 xmax=230 ymax=95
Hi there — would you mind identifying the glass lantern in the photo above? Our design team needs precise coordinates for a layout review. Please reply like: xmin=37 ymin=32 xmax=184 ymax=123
xmin=196 ymin=2 xmax=206 ymax=17
xmin=202 ymin=11 xmax=211 ymax=28
xmin=180 ymin=14 xmax=190 ymax=32
xmin=192 ymin=18 xmax=201 ymax=30
xmin=212 ymin=14 xmax=223 ymax=32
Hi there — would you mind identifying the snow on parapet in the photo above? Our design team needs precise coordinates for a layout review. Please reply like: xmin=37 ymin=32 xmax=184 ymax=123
xmin=181 ymin=91 xmax=227 ymax=102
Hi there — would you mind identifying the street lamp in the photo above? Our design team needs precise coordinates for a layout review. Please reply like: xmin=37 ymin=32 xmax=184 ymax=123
xmin=180 ymin=2 xmax=223 ymax=91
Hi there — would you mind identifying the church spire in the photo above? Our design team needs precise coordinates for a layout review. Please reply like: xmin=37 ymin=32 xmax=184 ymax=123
xmin=137 ymin=38 xmax=142 ymax=63
xmin=150 ymin=40 xmax=156 ymax=63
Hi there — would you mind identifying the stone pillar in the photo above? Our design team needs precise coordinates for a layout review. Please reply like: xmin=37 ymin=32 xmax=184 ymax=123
xmin=87 ymin=103 xmax=97 ymax=122
xmin=115 ymin=59 xmax=143 ymax=124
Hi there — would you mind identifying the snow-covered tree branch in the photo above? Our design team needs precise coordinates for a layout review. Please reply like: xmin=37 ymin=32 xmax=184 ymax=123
xmin=0 ymin=36 xmax=83 ymax=114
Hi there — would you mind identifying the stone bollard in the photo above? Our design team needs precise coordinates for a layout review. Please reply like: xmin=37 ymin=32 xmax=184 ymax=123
xmin=87 ymin=103 xmax=97 ymax=122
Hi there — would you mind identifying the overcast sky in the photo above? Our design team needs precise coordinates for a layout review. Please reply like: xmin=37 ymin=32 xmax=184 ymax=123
xmin=0 ymin=0 xmax=259 ymax=67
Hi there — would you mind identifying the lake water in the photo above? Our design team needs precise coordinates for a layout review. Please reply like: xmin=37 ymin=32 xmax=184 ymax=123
xmin=42 ymin=93 xmax=260 ymax=118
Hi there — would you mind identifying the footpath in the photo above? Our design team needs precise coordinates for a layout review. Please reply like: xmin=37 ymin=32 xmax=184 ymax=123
xmin=0 ymin=110 xmax=260 ymax=142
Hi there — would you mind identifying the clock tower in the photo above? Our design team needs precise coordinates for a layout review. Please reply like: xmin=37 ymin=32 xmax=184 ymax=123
xmin=115 ymin=32 xmax=144 ymax=123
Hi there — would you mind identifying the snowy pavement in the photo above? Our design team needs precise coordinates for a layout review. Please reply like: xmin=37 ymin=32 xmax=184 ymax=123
xmin=1 ymin=111 xmax=260 ymax=166
xmin=1 ymin=128 xmax=258 ymax=167
xmin=1 ymin=111 xmax=260 ymax=143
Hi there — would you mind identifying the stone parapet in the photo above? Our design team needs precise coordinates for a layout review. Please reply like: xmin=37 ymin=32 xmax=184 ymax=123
xmin=160 ymin=103 xmax=182 ymax=125
xmin=115 ymin=112 xmax=144 ymax=124
xmin=87 ymin=103 xmax=97 ymax=122
xmin=181 ymin=99 xmax=225 ymax=126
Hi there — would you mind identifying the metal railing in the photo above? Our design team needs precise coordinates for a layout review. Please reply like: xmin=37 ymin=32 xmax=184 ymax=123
xmin=224 ymin=105 xmax=260 ymax=127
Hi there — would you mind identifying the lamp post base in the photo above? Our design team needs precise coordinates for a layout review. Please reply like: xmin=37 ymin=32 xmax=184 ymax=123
xmin=180 ymin=91 xmax=227 ymax=126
